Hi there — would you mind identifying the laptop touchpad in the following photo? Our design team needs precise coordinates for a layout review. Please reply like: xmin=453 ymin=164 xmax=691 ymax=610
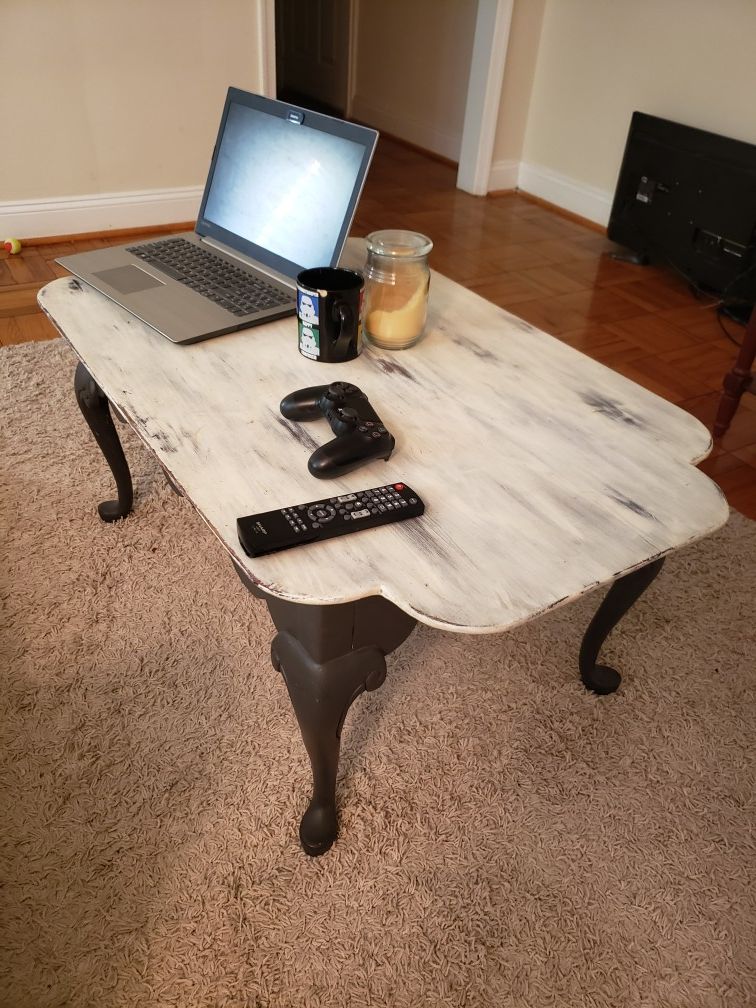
xmin=95 ymin=265 xmax=165 ymax=294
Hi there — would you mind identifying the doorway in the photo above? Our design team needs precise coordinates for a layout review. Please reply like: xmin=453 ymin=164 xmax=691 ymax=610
xmin=274 ymin=0 xmax=354 ymax=118
xmin=266 ymin=0 xmax=513 ymax=196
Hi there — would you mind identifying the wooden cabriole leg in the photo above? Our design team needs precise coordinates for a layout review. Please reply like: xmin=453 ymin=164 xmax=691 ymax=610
xmin=271 ymin=631 xmax=387 ymax=856
xmin=234 ymin=562 xmax=417 ymax=855
xmin=579 ymin=557 xmax=665 ymax=694
xmin=713 ymin=306 xmax=756 ymax=438
xmin=74 ymin=361 xmax=134 ymax=522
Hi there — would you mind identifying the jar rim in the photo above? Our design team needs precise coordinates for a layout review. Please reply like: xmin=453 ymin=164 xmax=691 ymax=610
xmin=366 ymin=229 xmax=433 ymax=258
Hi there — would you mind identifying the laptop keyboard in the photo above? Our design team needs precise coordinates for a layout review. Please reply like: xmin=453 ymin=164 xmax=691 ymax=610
xmin=126 ymin=237 xmax=293 ymax=316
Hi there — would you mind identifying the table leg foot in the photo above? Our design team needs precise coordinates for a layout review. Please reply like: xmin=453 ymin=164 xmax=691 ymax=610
xmin=579 ymin=557 xmax=665 ymax=694
xmin=299 ymin=803 xmax=339 ymax=857
xmin=583 ymin=664 xmax=621 ymax=695
xmin=274 ymin=629 xmax=387 ymax=856
xmin=74 ymin=362 xmax=133 ymax=522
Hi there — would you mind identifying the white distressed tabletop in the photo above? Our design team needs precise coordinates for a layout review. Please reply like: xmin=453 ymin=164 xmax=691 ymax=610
xmin=39 ymin=238 xmax=729 ymax=633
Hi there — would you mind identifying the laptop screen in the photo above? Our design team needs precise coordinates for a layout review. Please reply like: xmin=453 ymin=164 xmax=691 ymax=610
xmin=196 ymin=89 xmax=378 ymax=280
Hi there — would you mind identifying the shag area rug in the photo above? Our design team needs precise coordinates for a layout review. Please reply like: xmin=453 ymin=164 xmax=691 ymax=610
xmin=1 ymin=338 xmax=754 ymax=1008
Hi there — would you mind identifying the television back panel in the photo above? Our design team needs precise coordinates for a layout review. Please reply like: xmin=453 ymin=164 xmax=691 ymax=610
xmin=607 ymin=112 xmax=756 ymax=306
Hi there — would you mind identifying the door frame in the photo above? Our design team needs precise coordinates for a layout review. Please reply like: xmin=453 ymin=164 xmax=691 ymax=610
xmin=457 ymin=0 xmax=514 ymax=195
xmin=257 ymin=0 xmax=512 ymax=195
xmin=257 ymin=0 xmax=277 ymax=98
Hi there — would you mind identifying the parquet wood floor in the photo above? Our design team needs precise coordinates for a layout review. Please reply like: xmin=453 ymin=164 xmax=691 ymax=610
xmin=3 ymin=136 xmax=755 ymax=518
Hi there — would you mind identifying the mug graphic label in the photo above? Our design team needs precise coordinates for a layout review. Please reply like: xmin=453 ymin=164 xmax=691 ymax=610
xmin=298 ymin=321 xmax=320 ymax=360
xmin=297 ymin=290 xmax=319 ymax=326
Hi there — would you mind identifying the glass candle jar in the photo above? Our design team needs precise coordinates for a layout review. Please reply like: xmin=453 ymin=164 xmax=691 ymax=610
xmin=362 ymin=230 xmax=433 ymax=350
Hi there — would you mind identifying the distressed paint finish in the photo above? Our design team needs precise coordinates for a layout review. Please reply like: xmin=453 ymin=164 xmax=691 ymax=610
xmin=38 ymin=240 xmax=728 ymax=632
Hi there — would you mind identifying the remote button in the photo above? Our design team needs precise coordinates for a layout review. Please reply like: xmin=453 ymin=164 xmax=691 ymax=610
xmin=394 ymin=483 xmax=404 ymax=490
xmin=351 ymin=508 xmax=370 ymax=519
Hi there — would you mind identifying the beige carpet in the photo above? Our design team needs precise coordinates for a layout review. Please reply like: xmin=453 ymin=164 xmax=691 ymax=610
xmin=1 ymin=338 xmax=754 ymax=1008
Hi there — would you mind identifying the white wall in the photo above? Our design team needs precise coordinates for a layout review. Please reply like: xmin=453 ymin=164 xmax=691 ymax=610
xmin=9 ymin=0 xmax=756 ymax=239
xmin=517 ymin=0 xmax=756 ymax=224
xmin=350 ymin=0 xmax=478 ymax=162
xmin=0 ymin=0 xmax=264 ymax=238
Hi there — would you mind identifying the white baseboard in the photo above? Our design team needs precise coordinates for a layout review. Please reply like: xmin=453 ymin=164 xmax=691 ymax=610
xmin=516 ymin=162 xmax=612 ymax=226
xmin=350 ymin=94 xmax=462 ymax=162
xmin=487 ymin=159 xmax=520 ymax=192
xmin=1 ymin=164 xmax=612 ymax=241
xmin=0 ymin=186 xmax=204 ymax=240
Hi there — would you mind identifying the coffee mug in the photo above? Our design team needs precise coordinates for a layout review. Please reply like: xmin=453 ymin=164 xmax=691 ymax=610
xmin=296 ymin=267 xmax=363 ymax=363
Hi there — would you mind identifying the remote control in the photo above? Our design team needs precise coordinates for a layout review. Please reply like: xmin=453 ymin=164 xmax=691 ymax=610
xmin=237 ymin=482 xmax=424 ymax=557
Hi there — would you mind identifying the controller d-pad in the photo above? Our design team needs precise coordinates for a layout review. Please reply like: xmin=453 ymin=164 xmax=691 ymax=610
xmin=326 ymin=381 xmax=359 ymax=401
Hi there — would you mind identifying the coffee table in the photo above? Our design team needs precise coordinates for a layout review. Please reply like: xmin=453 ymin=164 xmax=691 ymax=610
xmin=39 ymin=239 xmax=729 ymax=855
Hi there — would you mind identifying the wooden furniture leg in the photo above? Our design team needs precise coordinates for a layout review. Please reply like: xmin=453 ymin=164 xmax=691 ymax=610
xmin=234 ymin=563 xmax=417 ymax=855
xmin=713 ymin=307 xmax=756 ymax=438
xmin=74 ymin=361 xmax=134 ymax=522
xmin=579 ymin=557 xmax=665 ymax=694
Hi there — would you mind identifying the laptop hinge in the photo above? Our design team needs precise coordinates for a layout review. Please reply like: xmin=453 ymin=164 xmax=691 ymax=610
xmin=200 ymin=236 xmax=296 ymax=289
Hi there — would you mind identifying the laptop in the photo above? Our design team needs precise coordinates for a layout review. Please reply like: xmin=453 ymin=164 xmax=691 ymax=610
xmin=58 ymin=88 xmax=378 ymax=345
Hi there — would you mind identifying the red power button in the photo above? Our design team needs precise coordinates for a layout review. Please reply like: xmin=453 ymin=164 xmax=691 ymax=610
xmin=394 ymin=483 xmax=404 ymax=490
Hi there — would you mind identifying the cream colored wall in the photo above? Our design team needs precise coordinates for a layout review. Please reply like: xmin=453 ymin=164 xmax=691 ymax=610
xmin=12 ymin=0 xmax=756 ymax=234
xmin=351 ymin=0 xmax=478 ymax=161
xmin=520 ymin=0 xmax=756 ymax=216
xmin=0 ymin=0 xmax=262 ymax=203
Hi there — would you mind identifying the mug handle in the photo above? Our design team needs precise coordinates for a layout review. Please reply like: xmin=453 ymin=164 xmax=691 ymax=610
xmin=332 ymin=300 xmax=355 ymax=358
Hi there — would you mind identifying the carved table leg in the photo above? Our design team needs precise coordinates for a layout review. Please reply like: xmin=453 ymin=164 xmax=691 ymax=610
xmin=272 ymin=631 xmax=387 ymax=855
xmin=579 ymin=557 xmax=665 ymax=694
xmin=234 ymin=563 xmax=417 ymax=855
xmin=713 ymin=306 xmax=756 ymax=438
xmin=74 ymin=361 xmax=133 ymax=522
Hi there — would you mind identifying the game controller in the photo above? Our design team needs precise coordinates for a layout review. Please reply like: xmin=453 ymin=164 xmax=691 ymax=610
xmin=280 ymin=381 xmax=396 ymax=478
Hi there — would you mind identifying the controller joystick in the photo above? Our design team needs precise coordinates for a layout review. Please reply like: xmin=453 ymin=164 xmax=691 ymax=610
xmin=280 ymin=382 xmax=396 ymax=478
xmin=332 ymin=406 xmax=359 ymax=435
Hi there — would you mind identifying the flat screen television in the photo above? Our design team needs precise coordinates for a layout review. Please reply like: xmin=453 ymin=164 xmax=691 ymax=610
xmin=607 ymin=112 xmax=756 ymax=315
